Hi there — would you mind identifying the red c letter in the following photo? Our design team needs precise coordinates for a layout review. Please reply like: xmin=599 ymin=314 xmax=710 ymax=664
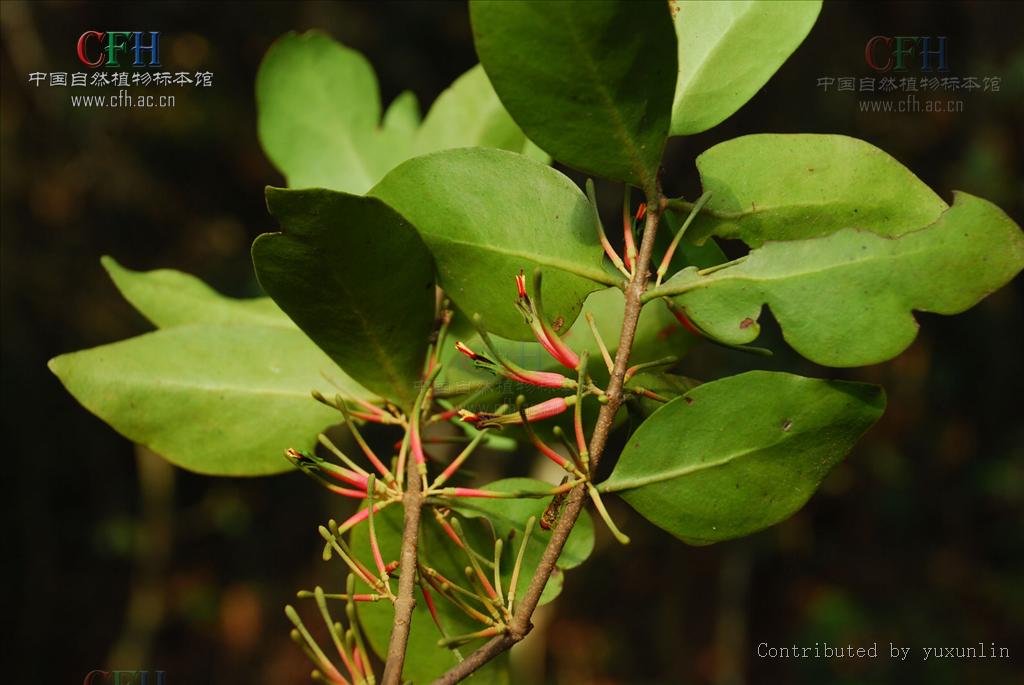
xmin=77 ymin=31 xmax=105 ymax=68
xmin=83 ymin=670 xmax=111 ymax=685
xmin=865 ymin=35 xmax=893 ymax=73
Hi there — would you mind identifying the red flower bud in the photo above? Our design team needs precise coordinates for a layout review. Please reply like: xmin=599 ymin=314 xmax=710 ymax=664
xmin=477 ymin=396 xmax=575 ymax=428
xmin=507 ymin=368 xmax=573 ymax=389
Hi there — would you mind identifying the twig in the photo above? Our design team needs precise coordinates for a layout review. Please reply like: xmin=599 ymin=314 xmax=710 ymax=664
xmin=381 ymin=425 xmax=425 ymax=684
xmin=431 ymin=185 xmax=665 ymax=684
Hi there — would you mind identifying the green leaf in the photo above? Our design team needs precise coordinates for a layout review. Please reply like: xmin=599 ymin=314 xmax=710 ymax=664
xmin=257 ymin=30 xmax=408 ymax=194
xmin=253 ymin=188 xmax=435 ymax=409
xmin=371 ymin=147 xmax=609 ymax=341
xmin=101 ymin=256 xmax=288 ymax=328
xmin=652 ymin=192 xmax=1024 ymax=367
xmin=470 ymin=0 xmax=677 ymax=189
xmin=257 ymin=32 xmax=547 ymax=195
xmin=685 ymin=134 xmax=949 ymax=247
xmin=413 ymin=64 xmax=539 ymax=160
xmin=382 ymin=90 xmax=421 ymax=139
xmin=670 ymin=1 xmax=821 ymax=136
xmin=102 ymin=255 xmax=375 ymax=401
xmin=601 ymin=371 xmax=885 ymax=544
xmin=48 ymin=324 xmax=348 ymax=476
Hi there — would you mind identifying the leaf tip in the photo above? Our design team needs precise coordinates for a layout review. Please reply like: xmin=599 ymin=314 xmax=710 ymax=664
xmin=46 ymin=354 xmax=64 ymax=377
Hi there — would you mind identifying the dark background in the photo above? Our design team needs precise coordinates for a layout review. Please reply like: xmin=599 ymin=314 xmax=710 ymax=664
xmin=2 ymin=1 xmax=1021 ymax=683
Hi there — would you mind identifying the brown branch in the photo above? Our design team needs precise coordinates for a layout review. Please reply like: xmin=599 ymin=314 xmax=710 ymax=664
xmin=432 ymin=188 xmax=665 ymax=685
xmin=382 ymin=453 xmax=424 ymax=684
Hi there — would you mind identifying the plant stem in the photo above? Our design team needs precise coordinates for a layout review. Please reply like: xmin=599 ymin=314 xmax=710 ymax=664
xmin=431 ymin=186 xmax=665 ymax=685
xmin=381 ymin=443 xmax=424 ymax=685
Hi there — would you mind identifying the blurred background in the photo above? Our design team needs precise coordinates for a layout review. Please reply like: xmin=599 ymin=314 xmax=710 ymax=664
xmin=2 ymin=1 xmax=1021 ymax=683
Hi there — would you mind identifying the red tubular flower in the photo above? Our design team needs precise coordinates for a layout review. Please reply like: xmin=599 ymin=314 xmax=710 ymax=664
xmin=350 ymin=594 xmax=380 ymax=602
xmin=532 ymin=321 xmax=581 ymax=370
xmin=635 ymin=202 xmax=647 ymax=221
xmin=337 ymin=503 xmax=384 ymax=533
xmin=421 ymin=584 xmax=443 ymax=633
xmin=411 ymin=418 xmax=426 ymax=466
xmin=458 ymin=339 xmax=571 ymax=388
xmin=515 ymin=273 xmax=581 ymax=371
xmin=432 ymin=406 xmax=460 ymax=423
xmin=326 ymin=486 xmax=368 ymax=499
xmin=522 ymin=396 xmax=574 ymax=421
xmin=507 ymin=368 xmax=573 ymax=389
xmin=319 ymin=464 xmax=369 ymax=490
xmin=350 ymin=410 xmax=386 ymax=423
xmin=623 ymin=200 xmax=637 ymax=271
xmin=442 ymin=487 xmax=505 ymax=499
xmin=286 ymin=448 xmax=369 ymax=492
xmin=477 ymin=396 xmax=575 ymax=428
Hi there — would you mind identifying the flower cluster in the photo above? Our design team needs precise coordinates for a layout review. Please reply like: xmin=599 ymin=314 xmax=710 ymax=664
xmin=284 ymin=272 xmax=642 ymax=680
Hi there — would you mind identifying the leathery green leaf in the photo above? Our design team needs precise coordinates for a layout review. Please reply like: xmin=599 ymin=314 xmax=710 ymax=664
xmin=256 ymin=30 xmax=415 ymax=194
xmin=48 ymin=324 xmax=348 ymax=476
xmin=371 ymin=147 xmax=609 ymax=341
xmin=601 ymin=371 xmax=885 ymax=544
xmin=670 ymin=1 xmax=821 ymax=135
xmin=413 ymin=64 xmax=541 ymax=160
xmin=257 ymin=32 xmax=544 ymax=194
xmin=101 ymin=255 xmax=374 ymax=401
xmin=102 ymin=256 xmax=288 ymax=328
xmin=684 ymin=135 xmax=949 ymax=247
xmin=253 ymin=188 xmax=434 ymax=409
xmin=470 ymin=0 xmax=677 ymax=189
xmin=652 ymin=192 xmax=1024 ymax=367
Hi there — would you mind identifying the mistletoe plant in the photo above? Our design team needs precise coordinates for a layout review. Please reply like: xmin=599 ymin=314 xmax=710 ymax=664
xmin=50 ymin=2 xmax=1023 ymax=684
